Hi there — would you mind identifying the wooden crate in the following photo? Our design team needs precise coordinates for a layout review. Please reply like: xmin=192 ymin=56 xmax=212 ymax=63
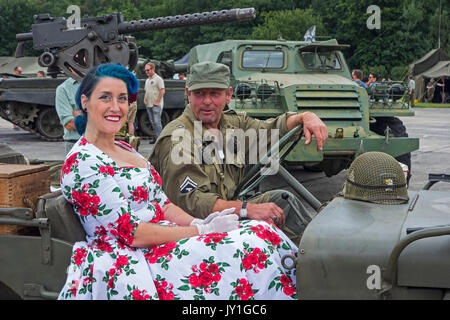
xmin=0 ymin=164 xmax=51 ymax=234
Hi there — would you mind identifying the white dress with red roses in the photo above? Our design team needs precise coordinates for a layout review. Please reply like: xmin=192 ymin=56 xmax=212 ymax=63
xmin=58 ymin=137 xmax=298 ymax=300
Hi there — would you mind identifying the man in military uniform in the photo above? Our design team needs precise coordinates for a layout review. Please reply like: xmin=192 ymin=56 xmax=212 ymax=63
xmin=150 ymin=62 xmax=328 ymax=243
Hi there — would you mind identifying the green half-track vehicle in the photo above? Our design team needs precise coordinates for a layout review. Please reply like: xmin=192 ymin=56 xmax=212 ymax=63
xmin=186 ymin=39 xmax=419 ymax=178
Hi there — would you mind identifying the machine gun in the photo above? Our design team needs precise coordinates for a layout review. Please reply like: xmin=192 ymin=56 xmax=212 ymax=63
xmin=15 ymin=8 xmax=255 ymax=80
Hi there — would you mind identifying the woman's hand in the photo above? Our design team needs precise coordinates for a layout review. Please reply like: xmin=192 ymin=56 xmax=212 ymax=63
xmin=195 ymin=213 xmax=239 ymax=235
xmin=190 ymin=207 xmax=236 ymax=225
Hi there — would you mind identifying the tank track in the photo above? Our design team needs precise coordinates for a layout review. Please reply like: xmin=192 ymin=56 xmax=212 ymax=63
xmin=0 ymin=115 xmax=63 ymax=142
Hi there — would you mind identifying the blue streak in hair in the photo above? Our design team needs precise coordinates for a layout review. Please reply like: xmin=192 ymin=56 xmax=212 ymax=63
xmin=96 ymin=63 xmax=139 ymax=95
xmin=74 ymin=114 xmax=87 ymax=136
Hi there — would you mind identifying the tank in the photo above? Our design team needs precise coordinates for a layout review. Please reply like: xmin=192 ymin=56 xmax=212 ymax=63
xmin=0 ymin=58 xmax=186 ymax=140
xmin=185 ymin=39 xmax=419 ymax=178
xmin=0 ymin=8 xmax=255 ymax=140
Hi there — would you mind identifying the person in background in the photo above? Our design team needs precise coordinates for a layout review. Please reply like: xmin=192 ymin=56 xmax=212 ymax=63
xmin=144 ymin=62 xmax=165 ymax=143
xmin=352 ymin=69 xmax=367 ymax=89
xmin=436 ymin=77 xmax=445 ymax=103
xmin=13 ymin=66 xmax=22 ymax=75
xmin=363 ymin=76 xmax=369 ymax=87
xmin=408 ymin=75 xmax=415 ymax=107
xmin=127 ymin=70 xmax=139 ymax=136
xmin=127 ymin=91 xmax=138 ymax=135
xmin=368 ymin=72 xmax=380 ymax=87
xmin=426 ymin=78 xmax=436 ymax=102
xmin=55 ymin=77 xmax=82 ymax=154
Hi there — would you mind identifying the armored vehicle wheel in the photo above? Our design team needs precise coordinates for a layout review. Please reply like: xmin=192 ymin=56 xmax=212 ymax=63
xmin=169 ymin=108 xmax=183 ymax=120
xmin=136 ymin=109 xmax=170 ymax=138
xmin=36 ymin=107 xmax=64 ymax=140
xmin=370 ymin=117 xmax=411 ymax=183
xmin=3 ymin=102 xmax=38 ymax=125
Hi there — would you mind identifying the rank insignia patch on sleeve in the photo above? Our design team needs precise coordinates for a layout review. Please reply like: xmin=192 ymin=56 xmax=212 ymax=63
xmin=180 ymin=176 xmax=198 ymax=194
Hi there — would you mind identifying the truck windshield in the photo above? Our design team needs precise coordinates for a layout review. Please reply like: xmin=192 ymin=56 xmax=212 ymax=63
xmin=300 ymin=51 xmax=341 ymax=70
xmin=242 ymin=50 xmax=284 ymax=69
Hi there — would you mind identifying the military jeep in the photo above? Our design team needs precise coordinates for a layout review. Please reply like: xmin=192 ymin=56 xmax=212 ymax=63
xmin=0 ymin=131 xmax=448 ymax=299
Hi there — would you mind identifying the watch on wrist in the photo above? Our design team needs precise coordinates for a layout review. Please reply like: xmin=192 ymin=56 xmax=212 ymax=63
xmin=239 ymin=201 xmax=248 ymax=219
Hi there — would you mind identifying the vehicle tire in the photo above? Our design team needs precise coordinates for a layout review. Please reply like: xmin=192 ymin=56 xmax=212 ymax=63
xmin=370 ymin=116 xmax=411 ymax=183
xmin=137 ymin=110 xmax=153 ymax=137
xmin=168 ymin=108 xmax=183 ymax=121
xmin=161 ymin=110 xmax=170 ymax=126
xmin=36 ymin=107 xmax=64 ymax=140
xmin=136 ymin=109 xmax=171 ymax=138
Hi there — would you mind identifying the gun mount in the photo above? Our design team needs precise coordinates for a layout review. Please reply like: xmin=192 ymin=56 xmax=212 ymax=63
xmin=15 ymin=8 xmax=255 ymax=80
xmin=0 ymin=8 xmax=254 ymax=141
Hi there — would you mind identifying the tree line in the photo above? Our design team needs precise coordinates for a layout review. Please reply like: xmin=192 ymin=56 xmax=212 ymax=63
xmin=0 ymin=0 xmax=448 ymax=80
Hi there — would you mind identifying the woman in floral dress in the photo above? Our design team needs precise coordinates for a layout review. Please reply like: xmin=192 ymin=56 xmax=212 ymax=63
xmin=58 ymin=63 xmax=298 ymax=300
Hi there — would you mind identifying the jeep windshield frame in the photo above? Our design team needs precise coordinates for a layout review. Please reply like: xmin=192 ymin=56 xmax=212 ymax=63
xmin=241 ymin=49 xmax=285 ymax=70
xmin=297 ymin=43 xmax=349 ymax=72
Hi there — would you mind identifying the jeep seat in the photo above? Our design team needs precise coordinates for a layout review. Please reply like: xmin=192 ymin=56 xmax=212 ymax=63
xmin=36 ymin=191 xmax=86 ymax=244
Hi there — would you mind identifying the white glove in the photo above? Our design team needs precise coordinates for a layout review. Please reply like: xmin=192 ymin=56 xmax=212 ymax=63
xmin=196 ymin=213 xmax=239 ymax=235
xmin=190 ymin=207 xmax=236 ymax=225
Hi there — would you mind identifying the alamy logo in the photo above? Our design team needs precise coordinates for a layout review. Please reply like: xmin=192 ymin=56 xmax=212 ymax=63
xmin=366 ymin=265 xmax=381 ymax=290
xmin=366 ymin=5 xmax=381 ymax=30
xmin=170 ymin=121 xmax=280 ymax=176
xmin=66 ymin=5 xmax=81 ymax=30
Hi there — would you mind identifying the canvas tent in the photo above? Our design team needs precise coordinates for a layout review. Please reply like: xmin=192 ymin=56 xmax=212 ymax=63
xmin=174 ymin=53 xmax=189 ymax=65
xmin=408 ymin=49 xmax=450 ymax=102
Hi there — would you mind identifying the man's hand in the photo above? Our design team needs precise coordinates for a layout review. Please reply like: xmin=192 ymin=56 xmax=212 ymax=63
xmin=72 ymin=110 xmax=83 ymax=117
xmin=64 ymin=119 xmax=76 ymax=131
xmin=247 ymin=202 xmax=285 ymax=226
xmin=300 ymin=112 xmax=328 ymax=151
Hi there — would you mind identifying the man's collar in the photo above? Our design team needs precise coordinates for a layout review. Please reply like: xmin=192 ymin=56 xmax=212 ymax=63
xmin=67 ymin=77 xmax=78 ymax=84
xmin=183 ymin=104 xmax=198 ymax=123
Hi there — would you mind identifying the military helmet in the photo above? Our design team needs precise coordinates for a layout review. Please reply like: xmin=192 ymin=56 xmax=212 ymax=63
xmin=343 ymin=152 xmax=409 ymax=204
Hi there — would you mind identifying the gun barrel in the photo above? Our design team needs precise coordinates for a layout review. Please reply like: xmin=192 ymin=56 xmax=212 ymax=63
xmin=16 ymin=33 xmax=33 ymax=42
xmin=118 ymin=8 xmax=255 ymax=34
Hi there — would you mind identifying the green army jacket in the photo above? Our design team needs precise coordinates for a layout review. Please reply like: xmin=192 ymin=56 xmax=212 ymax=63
xmin=149 ymin=104 xmax=295 ymax=218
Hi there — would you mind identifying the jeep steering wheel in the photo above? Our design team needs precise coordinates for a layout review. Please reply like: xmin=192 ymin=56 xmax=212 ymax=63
xmin=234 ymin=125 xmax=303 ymax=198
